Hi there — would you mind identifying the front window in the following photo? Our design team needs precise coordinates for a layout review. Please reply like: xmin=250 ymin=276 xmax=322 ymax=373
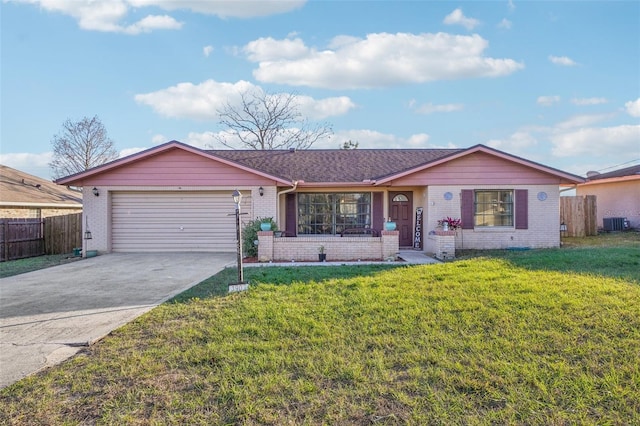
xmin=298 ymin=192 xmax=371 ymax=235
xmin=474 ymin=190 xmax=513 ymax=227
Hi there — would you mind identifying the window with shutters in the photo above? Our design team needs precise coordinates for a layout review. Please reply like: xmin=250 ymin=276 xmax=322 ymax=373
xmin=474 ymin=190 xmax=514 ymax=227
xmin=297 ymin=192 xmax=371 ymax=235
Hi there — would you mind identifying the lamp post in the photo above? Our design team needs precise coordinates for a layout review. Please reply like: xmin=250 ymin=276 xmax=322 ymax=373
xmin=229 ymin=190 xmax=248 ymax=292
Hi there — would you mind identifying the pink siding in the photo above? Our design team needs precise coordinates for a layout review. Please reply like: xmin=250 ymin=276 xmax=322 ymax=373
xmin=81 ymin=149 xmax=277 ymax=186
xmin=391 ymin=152 xmax=563 ymax=186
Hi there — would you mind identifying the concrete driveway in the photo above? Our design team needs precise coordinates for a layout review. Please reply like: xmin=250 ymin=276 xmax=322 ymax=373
xmin=0 ymin=252 xmax=235 ymax=389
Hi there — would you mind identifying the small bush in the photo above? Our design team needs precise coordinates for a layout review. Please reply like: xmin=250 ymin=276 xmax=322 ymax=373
xmin=243 ymin=217 xmax=278 ymax=257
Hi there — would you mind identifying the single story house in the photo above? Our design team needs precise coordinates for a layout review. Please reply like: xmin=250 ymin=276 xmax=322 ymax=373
xmin=577 ymin=164 xmax=640 ymax=230
xmin=56 ymin=141 xmax=584 ymax=260
xmin=1 ymin=165 xmax=82 ymax=219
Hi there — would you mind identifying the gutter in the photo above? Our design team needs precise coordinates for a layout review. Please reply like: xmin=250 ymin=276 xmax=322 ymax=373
xmin=276 ymin=180 xmax=299 ymax=224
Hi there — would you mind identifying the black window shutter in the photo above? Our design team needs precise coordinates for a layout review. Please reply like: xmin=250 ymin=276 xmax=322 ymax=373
xmin=461 ymin=190 xmax=474 ymax=229
xmin=515 ymin=189 xmax=528 ymax=229
xmin=285 ymin=193 xmax=297 ymax=236
xmin=373 ymin=192 xmax=384 ymax=233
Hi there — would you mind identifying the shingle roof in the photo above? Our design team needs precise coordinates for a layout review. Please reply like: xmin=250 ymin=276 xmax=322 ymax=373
xmin=586 ymin=164 xmax=640 ymax=181
xmin=207 ymin=148 xmax=464 ymax=182
xmin=0 ymin=165 xmax=82 ymax=205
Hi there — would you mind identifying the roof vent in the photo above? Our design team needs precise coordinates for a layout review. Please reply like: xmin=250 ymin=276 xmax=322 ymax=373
xmin=35 ymin=184 xmax=41 ymax=189
xmin=586 ymin=171 xmax=600 ymax=178
xmin=289 ymin=147 xmax=296 ymax=153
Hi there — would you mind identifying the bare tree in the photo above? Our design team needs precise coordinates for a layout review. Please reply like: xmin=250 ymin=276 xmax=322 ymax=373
xmin=340 ymin=140 xmax=359 ymax=149
xmin=215 ymin=90 xmax=333 ymax=150
xmin=49 ymin=115 xmax=119 ymax=179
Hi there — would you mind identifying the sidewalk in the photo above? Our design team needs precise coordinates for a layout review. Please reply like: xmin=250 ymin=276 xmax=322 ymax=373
xmin=244 ymin=249 xmax=440 ymax=267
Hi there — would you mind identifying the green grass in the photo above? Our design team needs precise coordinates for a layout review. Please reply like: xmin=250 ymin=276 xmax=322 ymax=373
xmin=1 ymin=238 xmax=639 ymax=425
xmin=0 ymin=253 xmax=81 ymax=278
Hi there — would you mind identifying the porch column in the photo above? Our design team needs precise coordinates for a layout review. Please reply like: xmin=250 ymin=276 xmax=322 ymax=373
xmin=381 ymin=230 xmax=399 ymax=261
xmin=257 ymin=231 xmax=274 ymax=262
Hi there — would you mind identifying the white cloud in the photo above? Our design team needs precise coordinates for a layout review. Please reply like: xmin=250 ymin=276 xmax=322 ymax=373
xmin=295 ymin=95 xmax=355 ymax=120
xmin=135 ymin=79 xmax=355 ymax=121
xmin=203 ymin=45 xmax=214 ymax=57
xmin=9 ymin=0 xmax=304 ymax=34
xmin=555 ymin=113 xmax=612 ymax=130
xmin=249 ymin=32 xmax=524 ymax=89
xmin=508 ymin=0 xmax=516 ymax=12
xmin=151 ymin=134 xmax=167 ymax=144
xmin=0 ymin=151 xmax=53 ymax=179
xmin=414 ymin=102 xmax=464 ymax=114
xmin=549 ymin=55 xmax=578 ymax=67
xmin=244 ymin=37 xmax=309 ymax=61
xmin=571 ymin=97 xmax=608 ymax=106
xmin=128 ymin=0 xmax=306 ymax=18
xmin=486 ymin=131 xmax=538 ymax=153
xmin=537 ymin=95 xmax=561 ymax=106
xmin=497 ymin=18 xmax=512 ymax=29
xmin=443 ymin=8 xmax=480 ymax=30
xmin=625 ymin=98 xmax=640 ymax=117
xmin=135 ymin=79 xmax=257 ymax=120
xmin=327 ymin=130 xmax=430 ymax=149
xmin=551 ymin=125 xmax=640 ymax=157
xmin=119 ymin=147 xmax=148 ymax=157
xmin=123 ymin=15 xmax=182 ymax=34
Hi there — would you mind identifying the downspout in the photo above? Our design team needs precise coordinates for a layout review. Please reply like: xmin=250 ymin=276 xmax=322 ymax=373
xmin=276 ymin=180 xmax=299 ymax=225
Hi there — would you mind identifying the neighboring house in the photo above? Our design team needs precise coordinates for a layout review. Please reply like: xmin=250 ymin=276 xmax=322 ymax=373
xmin=56 ymin=141 xmax=583 ymax=260
xmin=577 ymin=164 xmax=640 ymax=230
xmin=1 ymin=165 xmax=82 ymax=218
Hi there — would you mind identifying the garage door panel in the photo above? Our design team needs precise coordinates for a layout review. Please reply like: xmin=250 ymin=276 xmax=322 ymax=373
xmin=111 ymin=191 xmax=248 ymax=252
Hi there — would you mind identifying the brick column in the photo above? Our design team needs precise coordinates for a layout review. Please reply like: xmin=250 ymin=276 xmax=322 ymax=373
xmin=257 ymin=231 xmax=273 ymax=262
xmin=381 ymin=230 xmax=399 ymax=261
xmin=433 ymin=230 xmax=455 ymax=260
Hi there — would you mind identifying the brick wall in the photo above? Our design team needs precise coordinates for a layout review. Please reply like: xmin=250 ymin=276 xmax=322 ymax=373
xmin=428 ymin=231 xmax=456 ymax=260
xmin=258 ymin=231 xmax=399 ymax=262
xmin=425 ymin=184 xmax=560 ymax=249
xmin=0 ymin=207 xmax=82 ymax=219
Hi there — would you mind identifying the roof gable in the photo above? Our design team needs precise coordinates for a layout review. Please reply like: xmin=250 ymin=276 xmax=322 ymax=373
xmin=56 ymin=141 xmax=290 ymax=186
xmin=376 ymin=144 xmax=584 ymax=185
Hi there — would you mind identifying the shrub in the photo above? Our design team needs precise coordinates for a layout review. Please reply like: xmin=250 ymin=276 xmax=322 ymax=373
xmin=242 ymin=217 xmax=278 ymax=257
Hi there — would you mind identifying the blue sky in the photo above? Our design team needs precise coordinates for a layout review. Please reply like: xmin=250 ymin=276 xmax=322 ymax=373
xmin=2 ymin=0 xmax=639 ymax=180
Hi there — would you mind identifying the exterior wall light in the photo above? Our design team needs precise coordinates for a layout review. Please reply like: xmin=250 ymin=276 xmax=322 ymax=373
xmin=259 ymin=186 xmax=264 ymax=196
xmin=92 ymin=187 xmax=99 ymax=197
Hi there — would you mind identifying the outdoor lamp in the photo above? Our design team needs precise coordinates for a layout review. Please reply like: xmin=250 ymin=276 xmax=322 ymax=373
xmin=560 ymin=222 xmax=567 ymax=233
xmin=259 ymin=186 xmax=264 ymax=196
xmin=84 ymin=230 xmax=92 ymax=240
xmin=232 ymin=189 xmax=242 ymax=208
xmin=92 ymin=187 xmax=99 ymax=197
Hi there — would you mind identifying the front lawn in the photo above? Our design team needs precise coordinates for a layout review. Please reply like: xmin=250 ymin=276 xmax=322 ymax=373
xmin=1 ymin=244 xmax=638 ymax=424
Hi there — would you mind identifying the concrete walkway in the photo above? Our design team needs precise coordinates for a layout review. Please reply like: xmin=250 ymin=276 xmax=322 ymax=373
xmin=0 ymin=253 xmax=235 ymax=389
xmin=244 ymin=249 xmax=440 ymax=267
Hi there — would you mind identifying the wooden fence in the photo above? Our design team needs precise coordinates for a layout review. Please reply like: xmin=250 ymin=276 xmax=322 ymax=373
xmin=560 ymin=195 xmax=597 ymax=237
xmin=0 ymin=218 xmax=44 ymax=261
xmin=44 ymin=213 xmax=82 ymax=256
xmin=0 ymin=213 xmax=82 ymax=262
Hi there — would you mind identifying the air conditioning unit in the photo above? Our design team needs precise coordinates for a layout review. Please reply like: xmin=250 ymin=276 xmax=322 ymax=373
xmin=603 ymin=217 xmax=625 ymax=231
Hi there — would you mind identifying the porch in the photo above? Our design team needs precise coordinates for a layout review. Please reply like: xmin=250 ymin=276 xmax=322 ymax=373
xmin=257 ymin=230 xmax=400 ymax=262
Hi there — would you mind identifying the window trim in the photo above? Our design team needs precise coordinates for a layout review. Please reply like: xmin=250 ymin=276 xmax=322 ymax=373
xmin=296 ymin=192 xmax=373 ymax=235
xmin=473 ymin=189 xmax=515 ymax=228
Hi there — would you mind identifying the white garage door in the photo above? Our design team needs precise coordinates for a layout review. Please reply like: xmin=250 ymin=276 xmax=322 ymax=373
xmin=111 ymin=191 xmax=250 ymax=252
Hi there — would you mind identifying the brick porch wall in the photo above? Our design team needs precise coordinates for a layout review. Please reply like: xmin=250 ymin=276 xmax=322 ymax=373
xmin=257 ymin=231 xmax=399 ymax=262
